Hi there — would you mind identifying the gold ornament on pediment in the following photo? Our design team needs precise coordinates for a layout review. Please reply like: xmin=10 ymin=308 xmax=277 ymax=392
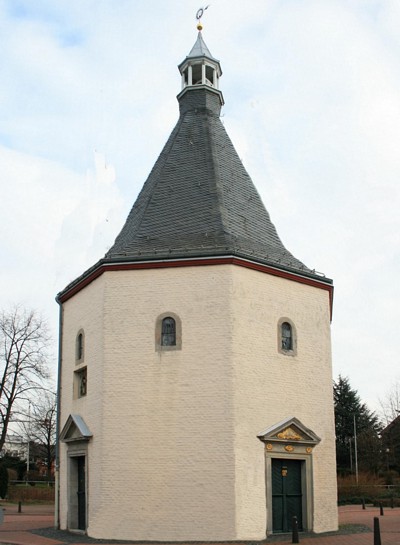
xmin=284 ymin=445 xmax=294 ymax=452
xmin=277 ymin=427 xmax=302 ymax=441
xmin=306 ymin=447 xmax=313 ymax=454
xmin=266 ymin=443 xmax=273 ymax=451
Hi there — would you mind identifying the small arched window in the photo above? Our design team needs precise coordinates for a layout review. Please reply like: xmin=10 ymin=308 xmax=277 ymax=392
xmin=155 ymin=313 xmax=182 ymax=351
xmin=281 ymin=322 xmax=293 ymax=351
xmin=278 ymin=318 xmax=297 ymax=356
xmin=161 ymin=317 xmax=176 ymax=347
xmin=76 ymin=331 xmax=84 ymax=362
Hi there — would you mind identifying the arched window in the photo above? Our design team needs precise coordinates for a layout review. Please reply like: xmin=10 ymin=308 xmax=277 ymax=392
xmin=76 ymin=331 xmax=84 ymax=362
xmin=155 ymin=313 xmax=182 ymax=351
xmin=161 ymin=317 xmax=176 ymax=346
xmin=278 ymin=318 xmax=297 ymax=355
xmin=281 ymin=322 xmax=292 ymax=351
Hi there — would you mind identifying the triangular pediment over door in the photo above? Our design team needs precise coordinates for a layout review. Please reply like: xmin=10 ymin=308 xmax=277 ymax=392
xmin=258 ymin=416 xmax=320 ymax=454
xmin=60 ymin=414 xmax=93 ymax=443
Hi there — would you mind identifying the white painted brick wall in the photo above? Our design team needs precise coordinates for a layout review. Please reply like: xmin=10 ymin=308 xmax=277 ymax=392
xmin=59 ymin=263 xmax=337 ymax=540
xmin=59 ymin=275 xmax=105 ymax=530
xmin=231 ymin=266 xmax=337 ymax=537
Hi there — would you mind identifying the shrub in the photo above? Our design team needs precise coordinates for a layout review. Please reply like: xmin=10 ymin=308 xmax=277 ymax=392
xmin=337 ymin=471 xmax=400 ymax=506
xmin=8 ymin=484 xmax=54 ymax=502
xmin=0 ymin=465 xmax=9 ymax=499
xmin=7 ymin=468 xmax=17 ymax=481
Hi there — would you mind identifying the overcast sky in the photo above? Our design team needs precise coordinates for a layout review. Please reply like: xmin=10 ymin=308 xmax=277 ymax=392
xmin=1 ymin=0 xmax=399 ymax=414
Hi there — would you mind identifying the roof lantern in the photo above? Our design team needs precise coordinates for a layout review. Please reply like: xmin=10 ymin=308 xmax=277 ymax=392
xmin=177 ymin=13 xmax=223 ymax=104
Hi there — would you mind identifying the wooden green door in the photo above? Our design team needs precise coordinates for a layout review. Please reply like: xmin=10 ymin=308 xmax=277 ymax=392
xmin=77 ymin=456 xmax=86 ymax=531
xmin=272 ymin=459 xmax=303 ymax=533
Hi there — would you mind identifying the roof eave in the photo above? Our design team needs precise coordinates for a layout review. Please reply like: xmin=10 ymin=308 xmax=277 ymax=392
xmin=178 ymin=55 xmax=222 ymax=74
xmin=56 ymin=251 xmax=333 ymax=307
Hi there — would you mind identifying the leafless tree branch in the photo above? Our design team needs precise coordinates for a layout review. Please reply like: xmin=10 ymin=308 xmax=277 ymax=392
xmin=0 ymin=306 xmax=51 ymax=453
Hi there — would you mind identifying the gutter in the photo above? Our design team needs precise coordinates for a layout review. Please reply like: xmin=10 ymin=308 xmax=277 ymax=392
xmin=57 ymin=252 xmax=333 ymax=300
xmin=54 ymin=301 xmax=63 ymax=529
xmin=56 ymin=253 xmax=334 ymax=320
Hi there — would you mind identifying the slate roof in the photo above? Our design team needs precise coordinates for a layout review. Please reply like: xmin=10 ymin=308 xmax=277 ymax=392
xmin=187 ymin=31 xmax=217 ymax=61
xmin=105 ymin=84 xmax=319 ymax=278
xmin=58 ymin=35 xmax=332 ymax=301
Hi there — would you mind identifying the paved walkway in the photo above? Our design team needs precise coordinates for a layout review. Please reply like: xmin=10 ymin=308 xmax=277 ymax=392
xmin=0 ymin=503 xmax=399 ymax=545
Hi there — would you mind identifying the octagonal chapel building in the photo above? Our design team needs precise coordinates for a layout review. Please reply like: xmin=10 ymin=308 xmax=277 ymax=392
xmin=56 ymin=28 xmax=338 ymax=541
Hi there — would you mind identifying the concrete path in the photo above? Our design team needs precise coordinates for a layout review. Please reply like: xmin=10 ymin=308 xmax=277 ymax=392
xmin=0 ymin=503 xmax=399 ymax=545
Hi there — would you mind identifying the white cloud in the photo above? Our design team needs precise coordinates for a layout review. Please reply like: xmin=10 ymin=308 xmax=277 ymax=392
xmin=1 ymin=0 xmax=399 ymax=411
xmin=0 ymin=145 xmax=123 ymax=368
xmin=54 ymin=150 xmax=124 ymax=285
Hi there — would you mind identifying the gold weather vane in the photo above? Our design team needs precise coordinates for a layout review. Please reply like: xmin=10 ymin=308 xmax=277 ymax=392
xmin=196 ymin=5 xmax=210 ymax=31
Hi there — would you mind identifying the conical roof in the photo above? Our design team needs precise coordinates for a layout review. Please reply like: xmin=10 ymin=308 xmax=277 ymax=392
xmin=187 ymin=31 xmax=217 ymax=60
xmin=58 ymin=34 xmax=331 ymax=303
xmin=105 ymin=86 xmax=311 ymax=275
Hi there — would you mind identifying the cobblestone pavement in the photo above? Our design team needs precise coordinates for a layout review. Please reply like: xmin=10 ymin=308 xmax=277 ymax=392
xmin=0 ymin=503 xmax=399 ymax=545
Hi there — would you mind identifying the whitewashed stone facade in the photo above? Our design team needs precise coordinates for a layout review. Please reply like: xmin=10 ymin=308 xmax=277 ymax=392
xmin=58 ymin=264 xmax=337 ymax=540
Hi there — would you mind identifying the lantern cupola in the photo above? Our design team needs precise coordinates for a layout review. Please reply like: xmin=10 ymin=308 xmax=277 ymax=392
xmin=178 ymin=31 xmax=224 ymax=105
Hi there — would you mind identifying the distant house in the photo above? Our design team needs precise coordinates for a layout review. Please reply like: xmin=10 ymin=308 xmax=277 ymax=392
xmin=381 ymin=416 xmax=400 ymax=473
xmin=1 ymin=435 xmax=28 ymax=460
xmin=1 ymin=435 xmax=54 ymax=478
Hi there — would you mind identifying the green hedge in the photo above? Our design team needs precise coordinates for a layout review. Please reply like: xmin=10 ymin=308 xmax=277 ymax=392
xmin=338 ymin=485 xmax=400 ymax=506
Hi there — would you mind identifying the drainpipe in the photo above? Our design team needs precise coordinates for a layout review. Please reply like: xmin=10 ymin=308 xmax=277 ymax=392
xmin=54 ymin=300 xmax=63 ymax=529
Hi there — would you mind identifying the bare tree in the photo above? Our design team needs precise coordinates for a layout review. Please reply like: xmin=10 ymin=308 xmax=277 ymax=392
xmin=21 ymin=392 xmax=56 ymax=476
xmin=379 ymin=381 xmax=400 ymax=425
xmin=0 ymin=306 xmax=50 ymax=453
